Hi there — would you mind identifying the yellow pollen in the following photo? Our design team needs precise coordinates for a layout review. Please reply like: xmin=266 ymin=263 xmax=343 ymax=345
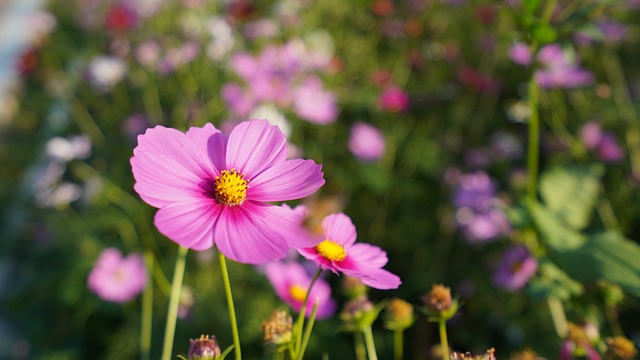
xmin=214 ymin=168 xmax=249 ymax=206
xmin=289 ymin=285 xmax=307 ymax=303
xmin=316 ymin=240 xmax=347 ymax=262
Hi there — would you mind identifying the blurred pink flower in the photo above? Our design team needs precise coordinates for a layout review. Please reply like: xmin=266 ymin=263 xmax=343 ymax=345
xmin=579 ymin=121 xmax=603 ymax=150
xmin=348 ymin=122 xmax=386 ymax=162
xmin=105 ymin=3 xmax=138 ymax=33
xmin=292 ymin=77 xmax=338 ymax=124
xmin=264 ymin=261 xmax=337 ymax=319
xmin=130 ymin=119 xmax=325 ymax=264
xmin=492 ymin=246 xmax=537 ymax=291
xmin=534 ymin=44 xmax=593 ymax=89
xmin=298 ymin=213 xmax=401 ymax=290
xmin=509 ymin=42 xmax=532 ymax=66
xmin=579 ymin=122 xmax=625 ymax=162
xmin=379 ymin=86 xmax=409 ymax=112
xmin=87 ymin=248 xmax=147 ymax=303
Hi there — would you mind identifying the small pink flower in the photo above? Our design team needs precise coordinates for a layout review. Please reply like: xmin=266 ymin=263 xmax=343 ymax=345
xmin=264 ymin=261 xmax=337 ymax=319
xmin=298 ymin=213 xmax=401 ymax=290
xmin=379 ymin=86 xmax=409 ymax=113
xmin=292 ymin=77 xmax=338 ymax=124
xmin=87 ymin=248 xmax=147 ymax=303
xmin=348 ymin=122 xmax=386 ymax=162
xmin=509 ymin=42 xmax=532 ymax=66
xmin=131 ymin=119 xmax=325 ymax=264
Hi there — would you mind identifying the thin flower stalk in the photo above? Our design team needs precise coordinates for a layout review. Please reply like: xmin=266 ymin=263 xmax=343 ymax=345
xmin=161 ymin=246 xmax=188 ymax=360
xmin=363 ymin=326 xmax=378 ymax=360
xmin=294 ymin=268 xmax=323 ymax=358
xmin=141 ymin=251 xmax=154 ymax=360
xmin=439 ymin=319 xmax=449 ymax=360
xmin=218 ymin=250 xmax=242 ymax=360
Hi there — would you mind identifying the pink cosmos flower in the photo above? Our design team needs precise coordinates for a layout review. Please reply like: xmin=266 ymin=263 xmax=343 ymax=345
xmin=130 ymin=119 xmax=325 ymax=264
xmin=509 ymin=42 xmax=532 ymax=66
xmin=292 ymin=77 xmax=338 ymax=124
xmin=87 ymin=248 xmax=147 ymax=303
xmin=348 ymin=122 xmax=386 ymax=162
xmin=264 ymin=261 xmax=337 ymax=319
xmin=297 ymin=213 xmax=401 ymax=290
xmin=378 ymin=86 xmax=409 ymax=112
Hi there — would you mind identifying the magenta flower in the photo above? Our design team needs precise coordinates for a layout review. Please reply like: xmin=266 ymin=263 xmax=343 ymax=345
xmin=348 ymin=122 xmax=386 ymax=162
xmin=378 ymin=86 xmax=409 ymax=113
xmin=298 ymin=213 xmax=401 ymax=290
xmin=87 ymin=248 xmax=147 ymax=303
xmin=509 ymin=42 xmax=532 ymax=66
xmin=130 ymin=119 xmax=325 ymax=264
xmin=534 ymin=44 xmax=593 ymax=89
xmin=264 ymin=261 xmax=337 ymax=319
xmin=292 ymin=77 xmax=338 ymax=124
xmin=492 ymin=245 xmax=537 ymax=291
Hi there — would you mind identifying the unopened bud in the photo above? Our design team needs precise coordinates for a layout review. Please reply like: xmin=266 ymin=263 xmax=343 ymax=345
xmin=385 ymin=298 xmax=414 ymax=330
xmin=262 ymin=310 xmax=293 ymax=346
xmin=422 ymin=284 xmax=452 ymax=313
xmin=188 ymin=334 xmax=221 ymax=360
xmin=605 ymin=336 xmax=638 ymax=360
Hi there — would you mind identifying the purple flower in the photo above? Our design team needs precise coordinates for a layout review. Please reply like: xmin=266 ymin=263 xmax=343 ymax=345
xmin=509 ymin=42 xmax=532 ymax=66
xmin=492 ymin=246 xmax=537 ymax=291
xmin=222 ymin=83 xmax=256 ymax=118
xmin=130 ymin=119 xmax=325 ymax=264
xmin=580 ymin=121 xmax=604 ymax=150
xmin=534 ymin=44 xmax=593 ymax=89
xmin=597 ymin=134 xmax=625 ymax=163
xmin=264 ymin=261 xmax=337 ymax=319
xmin=87 ymin=248 xmax=147 ymax=303
xmin=348 ymin=122 xmax=386 ymax=162
xmin=292 ymin=77 xmax=338 ymax=124
xmin=453 ymin=172 xmax=497 ymax=212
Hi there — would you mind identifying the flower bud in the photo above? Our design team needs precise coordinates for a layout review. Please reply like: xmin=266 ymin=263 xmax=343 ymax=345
xmin=450 ymin=348 xmax=496 ymax=360
xmin=605 ymin=336 xmax=638 ymax=360
xmin=384 ymin=298 xmax=415 ymax=330
xmin=262 ymin=310 xmax=293 ymax=346
xmin=422 ymin=284 xmax=452 ymax=313
xmin=188 ymin=335 xmax=221 ymax=360
xmin=341 ymin=276 xmax=368 ymax=299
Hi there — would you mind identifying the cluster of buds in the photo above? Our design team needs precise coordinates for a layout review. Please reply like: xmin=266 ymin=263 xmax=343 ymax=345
xmin=450 ymin=348 xmax=496 ymax=360
xmin=605 ymin=336 xmax=638 ymax=360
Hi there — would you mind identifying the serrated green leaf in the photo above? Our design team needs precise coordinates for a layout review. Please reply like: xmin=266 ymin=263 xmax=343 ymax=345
xmin=539 ymin=165 xmax=603 ymax=230
xmin=528 ymin=202 xmax=586 ymax=251
xmin=554 ymin=231 xmax=640 ymax=297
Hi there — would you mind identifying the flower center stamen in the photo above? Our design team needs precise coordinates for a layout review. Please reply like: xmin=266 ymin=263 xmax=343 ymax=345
xmin=289 ymin=285 xmax=307 ymax=303
xmin=214 ymin=168 xmax=249 ymax=206
xmin=316 ymin=240 xmax=347 ymax=262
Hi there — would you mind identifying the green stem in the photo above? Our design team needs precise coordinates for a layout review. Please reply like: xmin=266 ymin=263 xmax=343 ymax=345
xmin=294 ymin=269 xmax=323 ymax=356
xmin=526 ymin=79 xmax=541 ymax=205
xmin=161 ymin=246 xmax=188 ymax=360
xmin=363 ymin=326 xmax=378 ymax=360
xmin=218 ymin=250 xmax=242 ymax=360
xmin=297 ymin=300 xmax=319 ymax=360
xmin=355 ymin=332 xmax=367 ymax=360
xmin=393 ymin=330 xmax=403 ymax=360
xmin=141 ymin=252 xmax=154 ymax=360
xmin=439 ymin=319 xmax=449 ymax=360
xmin=547 ymin=297 xmax=568 ymax=338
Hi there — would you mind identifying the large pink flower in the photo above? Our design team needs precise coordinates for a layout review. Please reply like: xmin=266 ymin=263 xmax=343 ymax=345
xmin=131 ymin=119 xmax=325 ymax=264
xmin=264 ymin=261 xmax=337 ymax=319
xmin=298 ymin=213 xmax=401 ymax=290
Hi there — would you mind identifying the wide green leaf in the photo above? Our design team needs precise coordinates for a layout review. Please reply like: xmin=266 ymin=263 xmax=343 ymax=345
xmin=554 ymin=231 xmax=640 ymax=297
xmin=539 ymin=165 xmax=603 ymax=231
xmin=528 ymin=202 xmax=586 ymax=251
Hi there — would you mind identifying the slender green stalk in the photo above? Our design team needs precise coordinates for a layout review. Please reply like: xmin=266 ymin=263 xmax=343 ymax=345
xmin=547 ymin=297 xmax=568 ymax=338
xmin=297 ymin=300 xmax=319 ymax=360
xmin=439 ymin=319 xmax=449 ymax=360
xmin=294 ymin=269 xmax=323 ymax=356
xmin=141 ymin=252 xmax=154 ymax=360
xmin=393 ymin=330 xmax=403 ymax=360
xmin=526 ymin=79 xmax=541 ymax=204
xmin=355 ymin=332 xmax=367 ymax=360
xmin=218 ymin=251 xmax=242 ymax=360
xmin=161 ymin=246 xmax=188 ymax=360
xmin=363 ymin=326 xmax=378 ymax=360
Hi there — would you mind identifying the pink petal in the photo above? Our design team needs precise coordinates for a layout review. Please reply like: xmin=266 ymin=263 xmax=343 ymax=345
xmin=248 ymin=159 xmax=325 ymax=202
xmin=322 ymin=213 xmax=357 ymax=247
xmin=213 ymin=202 xmax=290 ymax=264
xmin=346 ymin=243 xmax=389 ymax=268
xmin=351 ymin=268 xmax=401 ymax=290
xmin=154 ymin=199 xmax=221 ymax=250
xmin=131 ymin=150 xmax=206 ymax=208
xmin=206 ymin=131 xmax=228 ymax=172
xmin=225 ymin=119 xmax=287 ymax=178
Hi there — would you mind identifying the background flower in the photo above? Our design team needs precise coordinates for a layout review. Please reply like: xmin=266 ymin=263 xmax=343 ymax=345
xmin=87 ymin=248 xmax=147 ymax=303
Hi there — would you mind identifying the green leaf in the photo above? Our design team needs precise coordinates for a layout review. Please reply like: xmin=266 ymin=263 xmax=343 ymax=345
xmin=539 ymin=165 xmax=603 ymax=230
xmin=532 ymin=24 xmax=558 ymax=44
xmin=523 ymin=0 xmax=541 ymax=15
xmin=554 ymin=231 xmax=640 ymax=297
xmin=527 ymin=260 xmax=583 ymax=301
xmin=528 ymin=202 xmax=586 ymax=251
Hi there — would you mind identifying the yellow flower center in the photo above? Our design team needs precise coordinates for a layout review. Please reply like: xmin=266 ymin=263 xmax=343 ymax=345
xmin=289 ymin=285 xmax=307 ymax=303
xmin=214 ymin=168 xmax=249 ymax=206
xmin=316 ymin=240 xmax=347 ymax=262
